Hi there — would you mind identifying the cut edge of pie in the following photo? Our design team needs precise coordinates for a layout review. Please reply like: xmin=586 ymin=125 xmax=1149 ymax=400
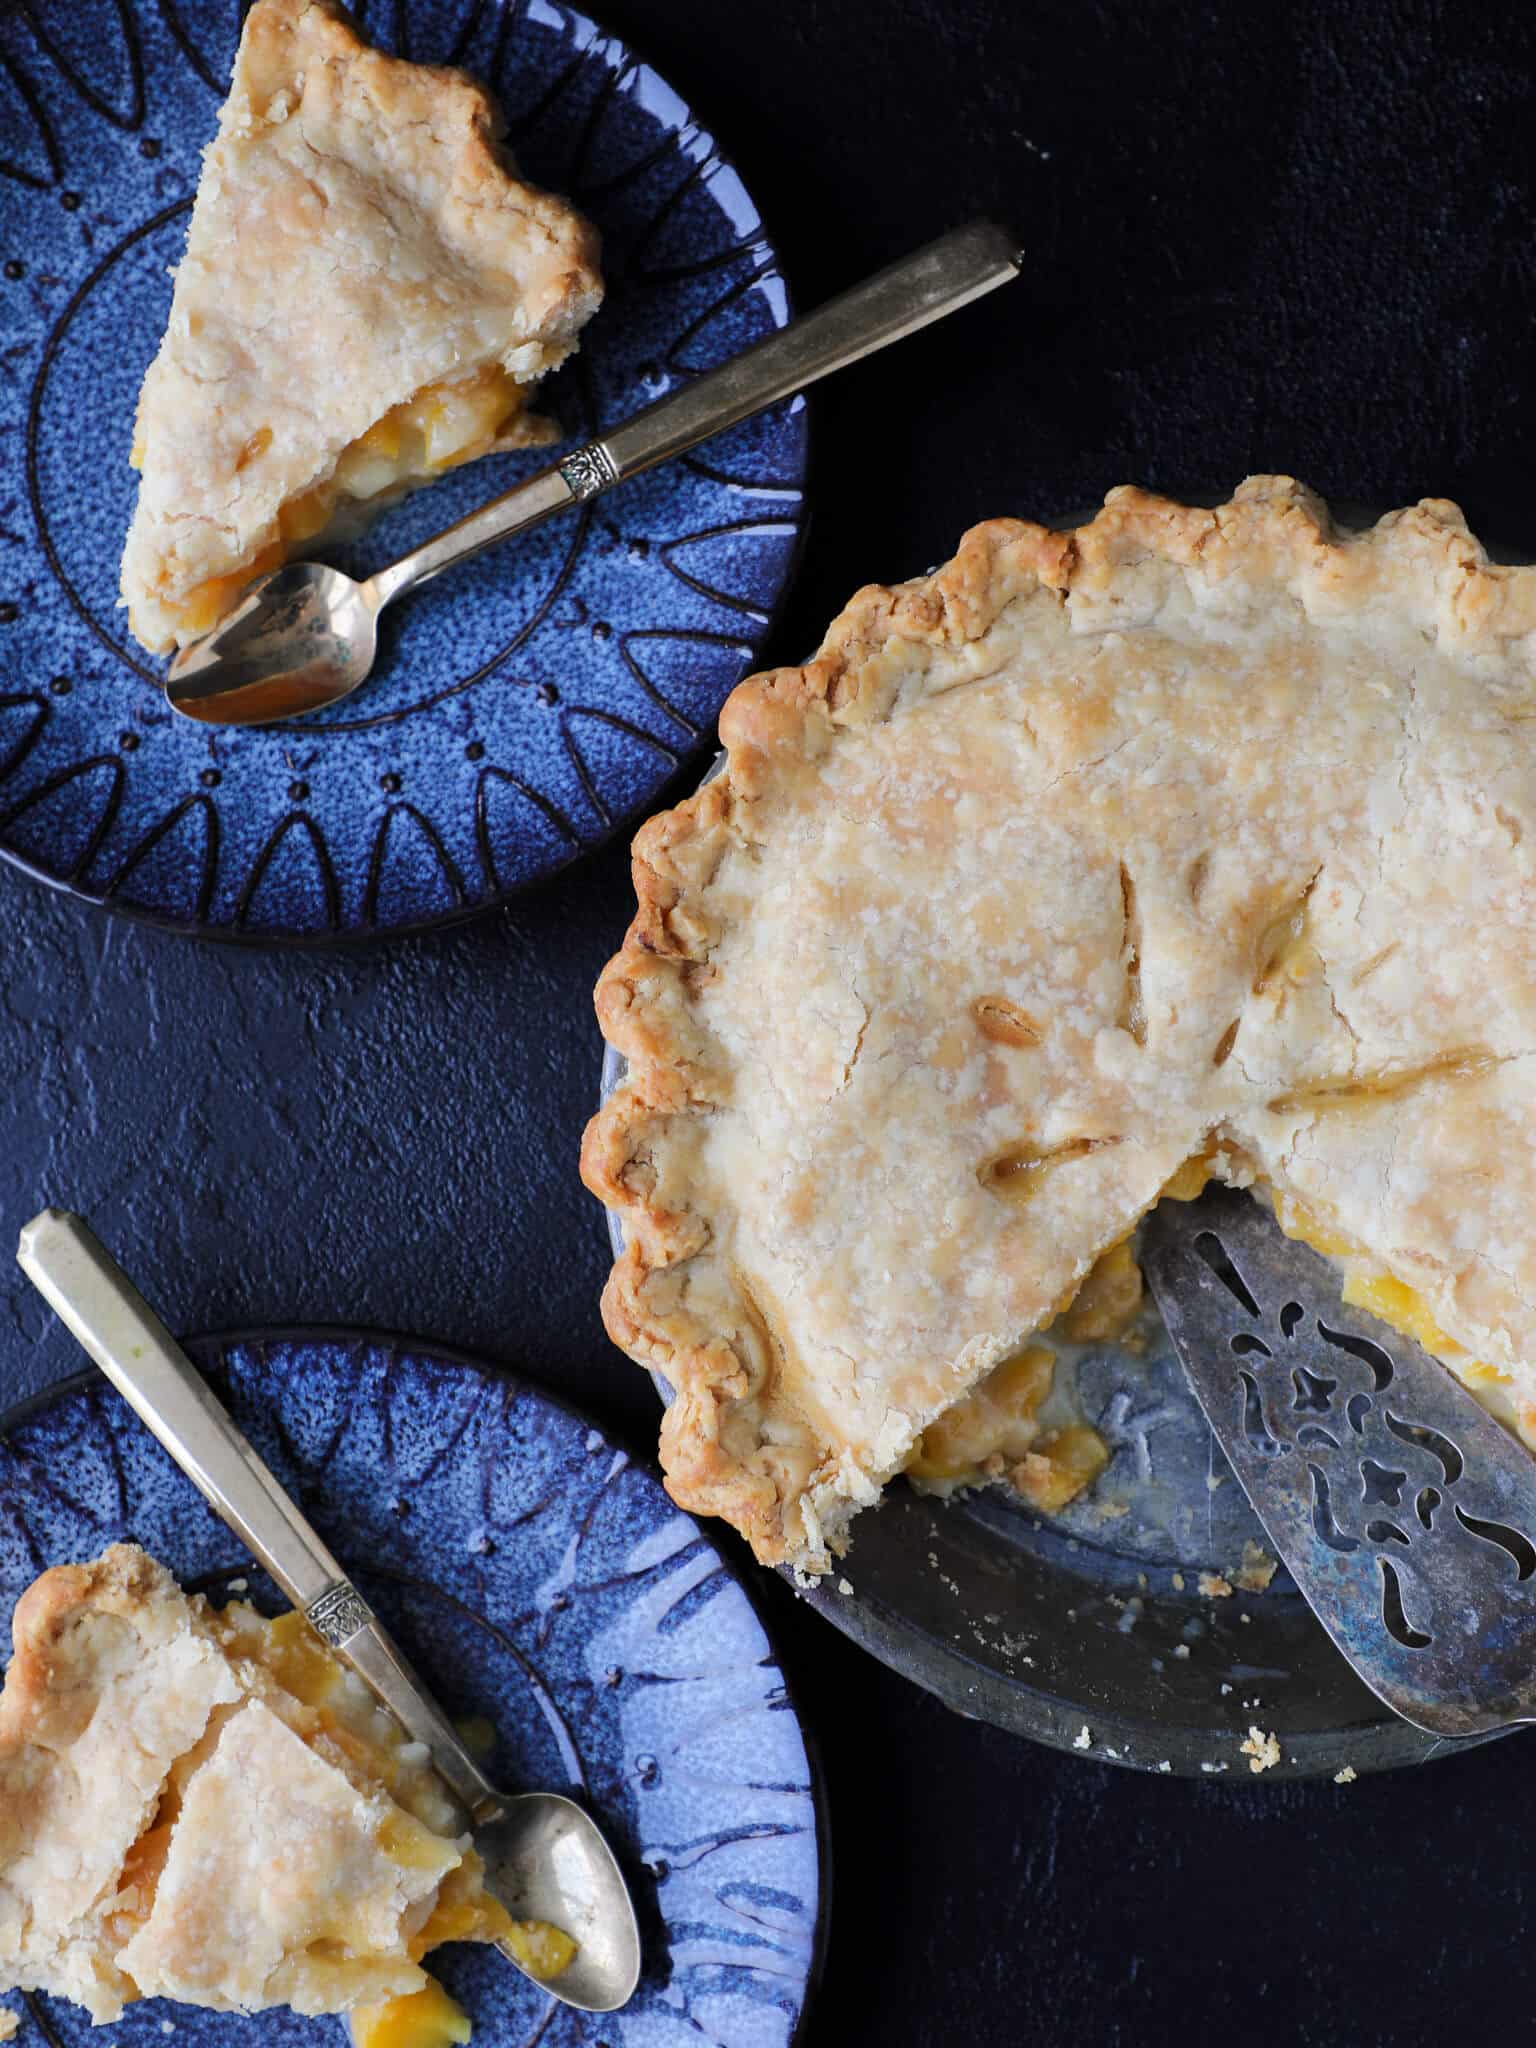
xmin=581 ymin=475 xmax=1536 ymax=1575
xmin=120 ymin=0 xmax=604 ymax=653
xmin=0 ymin=1544 xmax=550 ymax=2033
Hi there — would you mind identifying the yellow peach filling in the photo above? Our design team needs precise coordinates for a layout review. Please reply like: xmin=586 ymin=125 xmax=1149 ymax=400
xmin=351 ymin=1980 xmax=472 ymax=2048
xmin=501 ymin=1919 xmax=580 ymax=1981
xmin=1159 ymin=1154 xmax=1214 ymax=1204
xmin=134 ymin=365 xmax=532 ymax=641
xmin=347 ymin=1914 xmax=577 ymax=2048
xmin=906 ymin=1237 xmax=1134 ymax=1509
xmin=1009 ymin=1423 xmax=1111 ymax=1513
xmin=1056 ymin=1237 xmax=1143 ymax=1344
xmin=905 ymin=1157 xmax=1223 ymax=1513
xmin=908 ymin=1342 xmax=1057 ymax=1484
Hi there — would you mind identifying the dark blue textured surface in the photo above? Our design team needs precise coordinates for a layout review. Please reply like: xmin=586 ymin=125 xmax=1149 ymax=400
xmin=0 ymin=1335 xmax=825 ymax=2047
xmin=0 ymin=0 xmax=806 ymax=939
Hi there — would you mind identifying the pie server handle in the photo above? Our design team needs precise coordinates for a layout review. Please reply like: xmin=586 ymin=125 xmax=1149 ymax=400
xmin=368 ymin=218 xmax=1024 ymax=605
xmin=15 ymin=1207 xmax=505 ymax=1823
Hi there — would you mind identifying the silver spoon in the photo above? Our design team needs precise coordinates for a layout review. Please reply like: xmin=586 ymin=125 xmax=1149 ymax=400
xmin=165 ymin=219 xmax=1023 ymax=726
xmin=15 ymin=1208 xmax=642 ymax=2015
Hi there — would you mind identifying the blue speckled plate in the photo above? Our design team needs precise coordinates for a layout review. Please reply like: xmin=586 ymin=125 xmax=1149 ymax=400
xmin=0 ymin=0 xmax=807 ymax=940
xmin=0 ymin=1333 xmax=827 ymax=2045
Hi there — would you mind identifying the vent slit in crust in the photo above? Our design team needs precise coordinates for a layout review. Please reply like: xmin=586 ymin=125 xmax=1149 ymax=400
xmin=1117 ymin=864 xmax=1147 ymax=1046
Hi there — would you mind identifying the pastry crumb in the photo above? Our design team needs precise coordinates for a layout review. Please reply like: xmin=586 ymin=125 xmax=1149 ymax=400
xmin=1170 ymin=1571 xmax=1186 ymax=1591
xmin=1219 ymin=1682 xmax=1233 ymax=1695
xmin=1334 ymin=1765 xmax=1358 ymax=1785
xmin=0 ymin=2012 xmax=18 ymax=2042
xmin=1233 ymin=1541 xmax=1278 ymax=1593
xmin=1199 ymin=1760 xmax=1228 ymax=1774
xmin=1198 ymin=1572 xmax=1232 ymax=1599
xmin=1073 ymin=1725 xmax=1092 ymax=1750
xmin=1157 ymin=1760 xmax=1171 ymax=1773
xmin=836 ymin=1577 xmax=853 ymax=1596
xmin=1205 ymin=1473 xmax=1225 ymax=1493
xmin=1172 ymin=1643 xmax=1190 ymax=1659
xmin=1240 ymin=1726 xmax=1281 ymax=1774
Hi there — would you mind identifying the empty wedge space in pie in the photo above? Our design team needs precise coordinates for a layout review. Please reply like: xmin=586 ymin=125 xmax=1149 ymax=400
xmin=119 ymin=0 xmax=602 ymax=654
xmin=582 ymin=475 xmax=1536 ymax=1575
xmin=0 ymin=1545 xmax=572 ymax=2038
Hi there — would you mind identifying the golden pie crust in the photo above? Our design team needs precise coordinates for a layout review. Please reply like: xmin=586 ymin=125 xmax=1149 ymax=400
xmin=0 ymin=1546 xmax=505 ymax=2022
xmin=583 ymin=477 xmax=1536 ymax=1573
xmin=120 ymin=0 xmax=602 ymax=652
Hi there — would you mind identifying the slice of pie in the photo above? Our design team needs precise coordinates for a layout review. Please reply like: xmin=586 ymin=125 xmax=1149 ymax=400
xmin=119 ymin=0 xmax=603 ymax=653
xmin=582 ymin=477 xmax=1536 ymax=1574
xmin=0 ymin=1544 xmax=562 ymax=2035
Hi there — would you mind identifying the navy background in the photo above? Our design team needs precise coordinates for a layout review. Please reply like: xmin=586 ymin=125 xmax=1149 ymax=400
xmin=5 ymin=0 xmax=1536 ymax=2040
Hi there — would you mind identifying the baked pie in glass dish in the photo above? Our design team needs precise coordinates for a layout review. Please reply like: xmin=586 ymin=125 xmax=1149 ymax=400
xmin=0 ymin=1544 xmax=570 ymax=2042
xmin=583 ymin=476 xmax=1536 ymax=1577
xmin=119 ymin=0 xmax=602 ymax=654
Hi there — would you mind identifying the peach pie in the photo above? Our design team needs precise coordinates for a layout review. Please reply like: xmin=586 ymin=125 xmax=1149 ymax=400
xmin=583 ymin=478 xmax=1536 ymax=1574
xmin=0 ymin=1544 xmax=568 ymax=2036
xmin=120 ymin=0 xmax=602 ymax=653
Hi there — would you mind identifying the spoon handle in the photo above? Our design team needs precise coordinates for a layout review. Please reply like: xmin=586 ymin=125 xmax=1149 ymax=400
xmin=367 ymin=218 xmax=1021 ymax=609
xmin=15 ymin=1208 xmax=503 ymax=1824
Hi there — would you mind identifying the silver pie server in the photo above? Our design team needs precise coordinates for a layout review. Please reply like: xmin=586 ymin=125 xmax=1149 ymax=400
xmin=1141 ymin=1184 xmax=1536 ymax=1741
xmin=15 ymin=1208 xmax=642 ymax=2015
xmin=165 ymin=218 xmax=1023 ymax=726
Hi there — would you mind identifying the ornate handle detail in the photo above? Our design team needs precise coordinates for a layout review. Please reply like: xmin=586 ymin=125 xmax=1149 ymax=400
xmin=559 ymin=442 xmax=621 ymax=501
xmin=306 ymin=1579 xmax=377 ymax=1647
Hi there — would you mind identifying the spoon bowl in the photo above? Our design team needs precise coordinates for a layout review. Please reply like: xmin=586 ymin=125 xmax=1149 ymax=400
xmin=480 ymin=1790 xmax=642 ymax=2012
xmin=168 ymin=561 xmax=378 ymax=724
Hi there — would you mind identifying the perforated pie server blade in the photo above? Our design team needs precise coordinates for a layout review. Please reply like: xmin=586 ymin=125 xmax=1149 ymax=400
xmin=1141 ymin=1185 xmax=1536 ymax=1740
